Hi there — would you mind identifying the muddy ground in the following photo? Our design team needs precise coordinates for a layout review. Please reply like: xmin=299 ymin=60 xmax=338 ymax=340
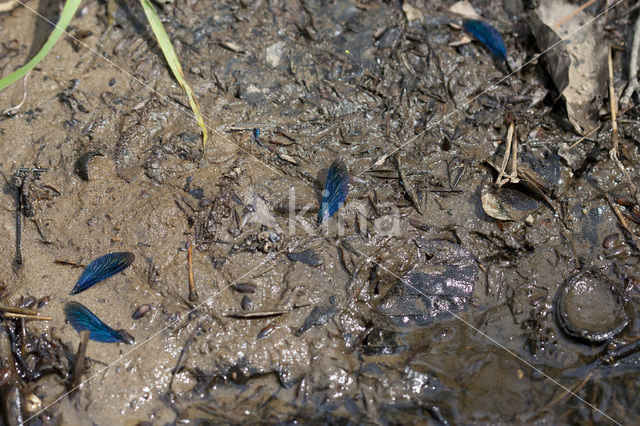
xmin=1 ymin=0 xmax=640 ymax=424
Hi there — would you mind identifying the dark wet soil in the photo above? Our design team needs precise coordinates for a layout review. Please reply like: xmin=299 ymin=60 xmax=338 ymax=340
xmin=1 ymin=0 xmax=640 ymax=424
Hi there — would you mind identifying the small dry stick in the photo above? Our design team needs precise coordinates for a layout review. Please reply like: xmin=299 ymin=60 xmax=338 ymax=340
xmin=0 ymin=305 xmax=40 ymax=315
xmin=1 ymin=312 xmax=51 ymax=321
xmin=567 ymin=125 xmax=600 ymax=151
xmin=609 ymin=48 xmax=620 ymax=154
xmin=606 ymin=195 xmax=639 ymax=249
xmin=496 ymin=121 xmax=519 ymax=187
xmin=496 ymin=122 xmax=513 ymax=185
xmin=168 ymin=322 xmax=201 ymax=394
xmin=187 ymin=238 xmax=198 ymax=302
xmin=509 ymin=130 xmax=518 ymax=182
xmin=544 ymin=371 xmax=592 ymax=410
xmin=70 ymin=330 xmax=90 ymax=394
xmin=608 ymin=47 xmax=640 ymax=206
xmin=553 ymin=0 xmax=597 ymax=30
xmin=621 ymin=13 xmax=640 ymax=109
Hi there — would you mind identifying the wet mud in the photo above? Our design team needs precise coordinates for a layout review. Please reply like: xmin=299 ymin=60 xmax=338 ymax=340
xmin=1 ymin=0 xmax=640 ymax=424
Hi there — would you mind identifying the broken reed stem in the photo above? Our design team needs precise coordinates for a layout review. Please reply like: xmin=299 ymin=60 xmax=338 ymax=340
xmin=0 ymin=305 xmax=39 ymax=315
xmin=608 ymin=48 xmax=619 ymax=154
xmin=14 ymin=176 xmax=22 ymax=267
xmin=608 ymin=47 xmax=640 ymax=207
xmin=496 ymin=121 xmax=518 ymax=187
xmin=187 ymin=238 xmax=198 ymax=302
xmin=567 ymin=125 xmax=600 ymax=151
xmin=553 ymin=0 xmax=597 ymax=30
xmin=621 ymin=12 xmax=640 ymax=108
xmin=70 ymin=329 xmax=90 ymax=394
xmin=509 ymin=132 xmax=519 ymax=183
xmin=544 ymin=371 xmax=592 ymax=410
xmin=606 ymin=195 xmax=639 ymax=249
xmin=1 ymin=312 xmax=51 ymax=321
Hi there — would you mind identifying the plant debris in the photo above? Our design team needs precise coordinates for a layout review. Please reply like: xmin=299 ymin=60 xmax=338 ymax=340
xmin=529 ymin=0 xmax=607 ymax=134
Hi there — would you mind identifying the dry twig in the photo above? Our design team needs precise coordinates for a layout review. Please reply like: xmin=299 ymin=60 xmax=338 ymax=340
xmin=1 ymin=312 xmax=51 ymax=321
xmin=606 ymin=194 xmax=639 ymax=250
xmin=496 ymin=121 xmax=519 ymax=187
xmin=543 ymin=371 xmax=592 ymax=410
xmin=553 ymin=0 xmax=597 ymax=30
xmin=70 ymin=330 xmax=90 ymax=394
xmin=566 ymin=125 xmax=600 ymax=151
xmin=187 ymin=238 xmax=198 ymax=302
xmin=621 ymin=13 xmax=640 ymax=109
xmin=608 ymin=47 xmax=640 ymax=206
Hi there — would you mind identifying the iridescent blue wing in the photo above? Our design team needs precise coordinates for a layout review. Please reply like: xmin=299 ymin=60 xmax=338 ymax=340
xmin=463 ymin=19 xmax=507 ymax=61
xmin=318 ymin=159 xmax=349 ymax=225
xmin=70 ymin=252 xmax=134 ymax=294
xmin=64 ymin=302 xmax=125 ymax=343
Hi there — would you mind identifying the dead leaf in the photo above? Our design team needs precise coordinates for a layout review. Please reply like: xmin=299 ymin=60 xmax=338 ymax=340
xmin=402 ymin=3 xmax=423 ymax=22
xmin=529 ymin=0 xmax=607 ymax=135
xmin=481 ymin=182 xmax=542 ymax=222
xmin=448 ymin=1 xmax=482 ymax=20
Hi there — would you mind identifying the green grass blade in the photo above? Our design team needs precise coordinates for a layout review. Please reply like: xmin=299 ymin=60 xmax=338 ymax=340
xmin=139 ymin=0 xmax=208 ymax=151
xmin=0 ymin=0 xmax=82 ymax=91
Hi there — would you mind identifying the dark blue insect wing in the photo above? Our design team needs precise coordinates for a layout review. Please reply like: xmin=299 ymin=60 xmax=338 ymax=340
xmin=64 ymin=302 xmax=123 ymax=343
xmin=70 ymin=252 xmax=135 ymax=294
xmin=463 ymin=19 xmax=507 ymax=61
xmin=318 ymin=159 xmax=349 ymax=225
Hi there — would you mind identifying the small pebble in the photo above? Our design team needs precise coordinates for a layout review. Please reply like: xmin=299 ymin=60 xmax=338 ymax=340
xmin=17 ymin=296 xmax=36 ymax=309
xmin=132 ymin=304 xmax=152 ymax=320
xmin=241 ymin=295 xmax=252 ymax=310
xmin=257 ymin=324 xmax=276 ymax=339
xmin=616 ymin=196 xmax=635 ymax=207
xmin=233 ymin=283 xmax=256 ymax=294
xmin=24 ymin=393 xmax=42 ymax=413
xmin=37 ymin=296 xmax=51 ymax=309
xmin=603 ymin=234 xmax=618 ymax=248
xmin=606 ymin=244 xmax=629 ymax=259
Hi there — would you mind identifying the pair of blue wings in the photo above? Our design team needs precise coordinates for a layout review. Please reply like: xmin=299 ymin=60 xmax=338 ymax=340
xmin=66 ymin=252 xmax=135 ymax=343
